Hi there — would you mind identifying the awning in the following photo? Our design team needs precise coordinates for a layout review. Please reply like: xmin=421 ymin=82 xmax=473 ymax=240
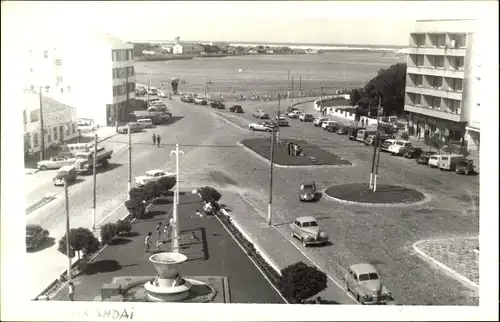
xmin=466 ymin=125 xmax=480 ymax=132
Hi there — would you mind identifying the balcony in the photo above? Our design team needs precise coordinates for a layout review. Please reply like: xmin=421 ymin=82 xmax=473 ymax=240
xmin=404 ymin=104 xmax=462 ymax=122
xmin=407 ymin=46 xmax=466 ymax=57
xmin=405 ymin=85 xmax=463 ymax=100
xmin=407 ymin=66 xmax=464 ymax=79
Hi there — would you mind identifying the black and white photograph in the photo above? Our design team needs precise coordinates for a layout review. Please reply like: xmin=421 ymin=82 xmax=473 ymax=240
xmin=1 ymin=1 xmax=498 ymax=321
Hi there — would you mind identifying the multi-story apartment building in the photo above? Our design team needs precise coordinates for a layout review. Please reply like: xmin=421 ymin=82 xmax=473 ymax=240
xmin=25 ymin=33 xmax=136 ymax=127
xmin=404 ymin=19 xmax=480 ymax=154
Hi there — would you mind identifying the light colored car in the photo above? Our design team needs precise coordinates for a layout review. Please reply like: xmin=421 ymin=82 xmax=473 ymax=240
xmin=313 ymin=117 xmax=329 ymax=127
xmin=275 ymin=116 xmax=290 ymax=127
xmin=290 ymin=216 xmax=328 ymax=247
xmin=118 ymin=122 xmax=144 ymax=134
xmin=252 ymin=109 xmax=269 ymax=119
xmin=343 ymin=263 xmax=393 ymax=305
xmin=37 ymin=156 xmax=76 ymax=170
xmin=135 ymin=169 xmax=176 ymax=186
xmin=194 ymin=96 xmax=208 ymax=105
xmin=157 ymin=90 xmax=168 ymax=98
xmin=249 ymin=121 xmax=275 ymax=132
xmin=288 ymin=110 xmax=301 ymax=118
xmin=299 ymin=113 xmax=314 ymax=122
xmin=322 ymin=121 xmax=338 ymax=130
xmin=380 ymin=139 xmax=396 ymax=152
xmin=427 ymin=154 xmax=441 ymax=167
xmin=387 ymin=140 xmax=412 ymax=156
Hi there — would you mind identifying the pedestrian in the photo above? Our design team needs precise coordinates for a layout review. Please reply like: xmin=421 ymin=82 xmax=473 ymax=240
xmin=191 ymin=231 xmax=200 ymax=241
xmin=163 ymin=222 xmax=170 ymax=242
xmin=68 ymin=281 xmax=75 ymax=301
xmin=196 ymin=209 xmax=203 ymax=218
xmin=156 ymin=134 xmax=161 ymax=147
xmin=152 ymin=133 xmax=156 ymax=146
xmin=156 ymin=222 xmax=162 ymax=243
xmin=287 ymin=141 xmax=292 ymax=155
xmin=145 ymin=232 xmax=152 ymax=253
xmin=315 ymin=296 xmax=322 ymax=304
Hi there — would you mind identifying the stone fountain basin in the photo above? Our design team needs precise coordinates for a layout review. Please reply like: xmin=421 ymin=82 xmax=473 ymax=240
xmin=149 ymin=252 xmax=187 ymax=279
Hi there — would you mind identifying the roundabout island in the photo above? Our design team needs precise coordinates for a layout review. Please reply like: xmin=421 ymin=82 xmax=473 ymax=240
xmin=324 ymin=183 xmax=427 ymax=205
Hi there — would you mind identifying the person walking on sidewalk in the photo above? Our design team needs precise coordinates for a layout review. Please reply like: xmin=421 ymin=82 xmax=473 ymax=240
xmin=145 ymin=232 xmax=152 ymax=253
xmin=156 ymin=134 xmax=161 ymax=147
xmin=68 ymin=282 xmax=75 ymax=301
xmin=163 ymin=221 xmax=171 ymax=242
xmin=156 ymin=222 xmax=162 ymax=245
xmin=152 ymin=133 xmax=157 ymax=146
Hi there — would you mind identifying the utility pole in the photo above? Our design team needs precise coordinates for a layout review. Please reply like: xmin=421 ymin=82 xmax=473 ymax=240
xmin=170 ymin=144 xmax=184 ymax=252
xmin=267 ymin=129 xmax=276 ymax=226
xmin=125 ymin=73 xmax=129 ymax=124
xmin=291 ymin=76 xmax=294 ymax=97
xmin=369 ymin=96 xmax=382 ymax=191
xmin=38 ymin=86 xmax=45 ymax=161
xmin=92 ymin=134 xmax=98 ymax=230
xmin=374 ymin=136 xmax=383 ymax=192
xmin=114 ymin=94 xmax=118 ymax=132
xmin=320 ymin=86 xmax=324 ymax=116
xmin=64 ymin=177 xmax=72 ymax=282
xmin=276 ymin=96 xmax=281 ymax=142
xmin=128 ymin=124 xmax=132 ymax=196
xmin=299 ymin=76 xmax=302 ymax=96
xmin=205 ymin=76 xmax=208 ymax=99
xmin=147 ymin=78 xmax=151 ymax=102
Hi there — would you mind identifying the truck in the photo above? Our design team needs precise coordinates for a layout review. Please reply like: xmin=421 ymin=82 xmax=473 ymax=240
xmin=74 ymin=146 xmax=113 ymax=174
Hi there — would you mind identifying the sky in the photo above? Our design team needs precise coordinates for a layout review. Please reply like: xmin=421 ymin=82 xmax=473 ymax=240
xmin=2 ymin=1 xmax=496 ymax=46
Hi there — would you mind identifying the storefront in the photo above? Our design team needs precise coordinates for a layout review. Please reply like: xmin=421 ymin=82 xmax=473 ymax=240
xmin=465 ymin=125 xmax=480 ymax=153
xmin=408 ymin=113 xmax=466 ymax=143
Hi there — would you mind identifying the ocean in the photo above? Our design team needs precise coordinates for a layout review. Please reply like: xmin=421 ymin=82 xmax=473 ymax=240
xmin=135 ymin=51 xmax=405 ymax=98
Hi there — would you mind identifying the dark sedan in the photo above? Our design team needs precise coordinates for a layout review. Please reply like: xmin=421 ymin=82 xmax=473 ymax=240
xmin=26 ymin=224 xmax=49 ymax=250
xmin=403 ymin=147 xmax=424 ymax=158
xmin=210 ymin=101 xmax=225 ymax=109
xmin=336 ymin=126 xmax=348 ymax=135
xmin=229 ymin=105 xmax=244 ymax=113
xmin=416 ymin=151 xmax=437 ymax=164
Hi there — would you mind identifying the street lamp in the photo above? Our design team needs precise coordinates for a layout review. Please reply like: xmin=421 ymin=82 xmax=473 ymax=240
xmin=169 ymin=144 xmax=184 ymax=253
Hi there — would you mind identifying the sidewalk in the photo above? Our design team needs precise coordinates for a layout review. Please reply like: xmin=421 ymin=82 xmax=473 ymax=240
xmin=218 ymin=190 xmax=357 ymax=304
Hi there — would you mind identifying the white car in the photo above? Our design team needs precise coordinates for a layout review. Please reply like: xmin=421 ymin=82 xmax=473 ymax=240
xmin=158 ymin=90 xmax=168 ymax=98
xmin=313 ymin=117 xmax=329 ymax=127
xmin=37 ymin=156 xmax=76 ymax=170
xmin=288 ymin=110 xmax=301 ymax=118
xmin=321 ymin=121 xmax=338 ymax=129
xmin=249 ymin=121 xmax=275 ymax=132
xmin=135 ymin=169 xmax=175 ymax=186
xmin=387 ymin=140 xmax=412 ymax=156
xmin=275 ymin=116 xmax=290 ymax=127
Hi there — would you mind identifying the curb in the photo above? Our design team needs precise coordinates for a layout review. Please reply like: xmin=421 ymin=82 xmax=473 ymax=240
xmin=413 ymin=239 xmax=479 ymax=290
xmin=211 ymin=112 xmax=247 ymax=131
xmin=323 ymin=185 xmax=432 ymax=208
xmin=237 ymin=141 xmax=354 ymax=169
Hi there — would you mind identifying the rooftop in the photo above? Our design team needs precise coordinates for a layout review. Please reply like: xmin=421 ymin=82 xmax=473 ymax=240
xmin=23 ymin=89 xmax=75 ymax=114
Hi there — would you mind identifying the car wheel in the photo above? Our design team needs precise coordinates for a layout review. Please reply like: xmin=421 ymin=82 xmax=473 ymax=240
xmin=465 ymin=169 xmax=470 ymax=175
xmin=302 ymin=238 xmax=308 ymax=247
xmin=357 ymin=295 xmax=361 ymax=303
xmin=344 ymin=280 xmax=349 ymax=292
xmin=250 ymin=127 xmax=254 ymax=131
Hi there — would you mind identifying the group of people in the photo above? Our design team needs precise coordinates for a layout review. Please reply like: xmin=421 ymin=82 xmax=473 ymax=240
xmin=286 ymin=141 xmax=302 ymax=156
xmin=144 ymin=218 xmax=173 ymax=252
xmin=152 ymin=133 xmax=162 ymax=147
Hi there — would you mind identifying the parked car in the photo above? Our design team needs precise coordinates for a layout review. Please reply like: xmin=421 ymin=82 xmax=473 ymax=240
xmin=194 ymin=97 xmax=208 ymax=105
xmin=228 ymin=105 xmax=244 ymax=113
xmin=313 ymin=117 xmax=329 ymax=127
xmin=323 ymin=121 xmax=339 ymax=131
xmin=288 ymin=110 xmax=301 ymax=118
xmin=380 ymin=139 xmax=397 ymax=152
xmin=299 ymin=181 xmax=317 ymax=202
xmin=336 ymin=125 xmax=348 ymax=135
xmin=53 ymin=165 xmax=77 ymax=186
xmin=147 ymin=87 xmax=158 ymax=95
xmin=364 ymin=135 xmax=378 ymax=146
xmin=290 ymin=216 xmax=328 ymax=247
xmin=343 ymin=263 xmax=393 ymax=305
xmin=118 ymin=122 xmax=144 ymax=134
xmin=415 ymin=151 xmax=437 ymax=165
xmin=456 ymin=159 xmax=475 ymax=175
xmin=26 ymin=224 xmax=49 ymax=250
xmin=252 ymin=109 xmax=269 ymax=119
xmin=210 ymin=101 xmax=225 ymax=109
xmin=157 ymin=90 xmax=168 ymax=98
xmin=403 ymin=147 xmax=423 ymax=158
xmin=348 ymin=127 xmax=365 ymax=140
xmin=427 ymin=154 xmax=441 ymax=167
xmin=37 ymin=156 xmax=76 ymax=170
xmin=249 ymin=121 xmax=275 ymax=132
xmin=388 ymin=140 xmax=412 ymax=156
xmin=135 ymin=169 xmax=175 ymax=186
xmin=135 ymin=87 xmax=147 ymax=96
xmin=438 ymin=154 xmax=465 ymax=171
xmin=181 ymin=95 xmax=194 ymax=103
xmin=275 ymin=116 xmax=290 ymax=127
xmin=299 ymin=113 xmax=314 ymax=122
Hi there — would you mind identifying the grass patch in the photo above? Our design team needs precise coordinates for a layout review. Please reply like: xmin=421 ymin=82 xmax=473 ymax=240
xmin=325 ymin=183 xmax=425 ymax=204
xmin=241 ymin=138 xmax=351 ymax=167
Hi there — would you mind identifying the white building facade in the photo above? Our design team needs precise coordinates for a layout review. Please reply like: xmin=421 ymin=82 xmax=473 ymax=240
xmin=23 ymin=90 xmax=78 ymax=155
xmin=404 ymin=19 xmax=480 ymax=155
xmin=25 ymin=33 xmax=136 ymax=127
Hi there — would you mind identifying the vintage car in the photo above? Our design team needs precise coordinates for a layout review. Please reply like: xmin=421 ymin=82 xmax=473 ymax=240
xmin=53 ymin=165 xmax=77 ymax=186
xmin=135 ymin=169 xmax=176 ymax=186
xmin=181 ymin=95 xmax=194 ymax=103
xmin=118 ymin=122 xmax=144 ymax=134
xmin=249 ymin=121 xmax=275 ymax=132
xmin=299 ymin=113 xmax=314 ymax=122
xmin=147 ymin=87 xmax=158 ymax=95
xmin=157 ymin=90 xmax=168 ymax=98
xmin=415 ymin=151 xmax=437 ymax=165
xmin=299 ymin=181 xmax=317 ymax=202
xmin=403 ymin=147 xmax=423 ymax=158
xmin=210 ymin=101 xmax=225 ymax=109
xmin=343 ymin=263 xmax=393 ymax=305
xmin=194 ymin=96 xmax=208 ymax=105
xmin=26 ymin=224 xmax=49 ymax=250
xmin=456 ymin=159 xmax=475 ymax=175
xmin=324 ymin=122 xmax=340 ymax=132
xmin=388 ymin=140 xmax=412 ymax=156
xmin=275 ymin=116 xmax=290 ymax=127
xmin=135 ymin=87 xmax=147 ymax=96
xmin=336 ymin=125 xmax=348 ymax=135
xmin=37 ymin=156 xmax=76 ymax=170
xmin=427 ymin=154 xmax=441 ymax=167
xmin=291 ymin=216 xmax=328 ymax=247
xmin=313 ymin=117 xmax=329 ymax=127
xmin=288 ymin=110 xmax=301 ymax=118
xmin=252 ymin=109 xmax=269 ymax=119
xmin=229 ymin=105 xmax=244 ymax=113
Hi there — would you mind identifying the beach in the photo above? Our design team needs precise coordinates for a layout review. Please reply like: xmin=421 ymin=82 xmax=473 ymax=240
xmin=135 ymin=51 xmax=405 ymax=99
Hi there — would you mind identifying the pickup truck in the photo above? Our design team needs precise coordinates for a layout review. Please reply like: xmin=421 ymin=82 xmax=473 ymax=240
xmin=74 ymin=146 xmax=113 ymax=174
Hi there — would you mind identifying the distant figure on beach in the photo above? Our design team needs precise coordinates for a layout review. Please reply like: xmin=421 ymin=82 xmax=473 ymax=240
xmin=152 ymin=133 xmax=156 ymax=146
xmin=156 ymin=134 xmax=161 ymax=147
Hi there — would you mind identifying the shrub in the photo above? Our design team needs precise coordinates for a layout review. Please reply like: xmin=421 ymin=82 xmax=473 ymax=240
xmin=143 ymin=181 xmax=161 ymax=201
xmin=401 ymin=132 xmax=409 ymax=140
xmin=198 ymin=186 xmax=222 ymax=202
xmin=58 ymin=227 xmax=98 ymax=260
xmin=125 ymin=199 xmax=146 ymax=218
xmin=278 ymin=261 xmax=328 ymax=303
xmin=116 ymin=219 xmax=133 ymax=235
xmin=157 ymin=176 xmax=177 ymax=195
xmin=100 ymin=223 xmax=117 ymax=244
xmin=129 ymin=187 xmax=146 ymax=202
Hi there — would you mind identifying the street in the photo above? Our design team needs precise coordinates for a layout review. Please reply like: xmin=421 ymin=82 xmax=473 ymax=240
xmin=26 ymin=93 xmax=479 ymax=305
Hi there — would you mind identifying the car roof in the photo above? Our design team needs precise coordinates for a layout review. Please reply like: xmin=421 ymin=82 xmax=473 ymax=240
xmin=26 ymin=224 xmax=41 ymax=230
xmin=349 ymin=263 xmax=378 ymax=274
xmin=296 ymin=216 xmax=317 ymax=222
xmin=396 ymin=140 xmax=411 ymax=143
xmin=301 ymin=181 xmax=315 ymax=186
xmin=146 ymin=169 xmax=164 ymax=174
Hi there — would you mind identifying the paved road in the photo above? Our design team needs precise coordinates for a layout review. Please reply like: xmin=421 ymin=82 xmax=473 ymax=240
xmin=52 ymin=193 xmax=284 ymax=303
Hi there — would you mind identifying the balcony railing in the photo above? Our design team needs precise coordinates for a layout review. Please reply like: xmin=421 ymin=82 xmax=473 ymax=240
xmin=407 ymin=66 xmax=464 ymax=79
xmin=404 ymin=104 xmax=462 ymax=122
xmin=407 ymin=46 xmax=466 ymax=57
xmin=405 ymin=85 xmax=462 ymax=100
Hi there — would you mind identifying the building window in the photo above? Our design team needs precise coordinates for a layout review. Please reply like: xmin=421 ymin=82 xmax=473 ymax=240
xmin=44 ymin=50 xmax=48 ymax=58
xmin=436 ymin=56 xmax=444 ymax=68
xmin=416 ymin=55 xmax=424 ymax=67
xmin=47 ymin=130 xmax=51 ymax=142
xmin=56 ymin=76 xmax=63 ymax=84
xmin=61 ymin=88 xmax=64 ymax=93
xmin=66 ymin=125 xmax=70 ymax=135
xmin=33 ymin=133 xmax=39 ymax=147
xmin=53 ymin=127 xmax=58 ymax=140
xmin=430 ymin=76 xmax=443 ymax=89
xmin=72 ymin=123 xmax=76 ymax=133
xmin=412 ymin=74 xmax=423 ymax=87
xmin=29 ymin=67 xmax=34 ymax=73
xmin=112 ymin=50 xmax=117 ymax=61
xmin=428 ymin=34 xmax=438 ymax=47
xmin=437 ymin=34 xmax=446 ymax=47
xmin=449 ymin=56 xmax=465 ymax=70
xmin=457 ymin=34 xmax=467 ymax=48
xmin=452 ymin=100 xmax=461 ymax=114
xmin=30 ymin=110 xmax=39 ymax=122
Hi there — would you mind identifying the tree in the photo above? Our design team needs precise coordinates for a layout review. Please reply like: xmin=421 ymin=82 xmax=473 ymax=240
xmin=198 ymin=186 xmax=222 ymax=202
xmin=156 ymin=176 xmax=177 ymax=195
xmin=278 ymin=261 xmax=327 ymax=303
xmin=170 ymin=78 xmax=180 ymax=95
xmin=425 ymin=135 xmax=444 ymax=153
xmin=401 ymin=132 xmax=409 ymax=140
xmin=349 ymin=88 xmax=362 ymax=106
xmin=144 ymin=181 xmax=161 ymax=201
xmin=125 ymin=198 xmax=146 ymax=219
xmin=58 ymin=227 xmax=98 ymax=260
xmin=116 ymin=219 xmax=133 ymax=235
xmin=100 ymin=223 xmax=117 ymax=244
xmin=129 ymin=187 xmax=146 ymax=202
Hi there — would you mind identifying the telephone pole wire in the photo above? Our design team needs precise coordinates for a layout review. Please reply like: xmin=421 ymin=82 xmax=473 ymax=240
xmin=92 ymin=134 xmax=98 ymax=230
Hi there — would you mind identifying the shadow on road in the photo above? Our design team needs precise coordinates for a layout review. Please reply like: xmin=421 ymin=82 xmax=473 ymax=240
xmin=26 ymin=237 xmax=56 ymax=253
xmin=84 ymin=260 xmax=122 ymax=275
xmin=122 ymin=231 xmax=141 ymax=238
xmin=110 ymin=238 xmax=132 ymax=246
